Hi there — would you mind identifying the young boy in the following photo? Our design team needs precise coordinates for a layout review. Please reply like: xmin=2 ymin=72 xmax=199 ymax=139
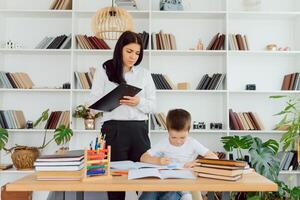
xmin=139 ymin=109 xmax=218 ymax=200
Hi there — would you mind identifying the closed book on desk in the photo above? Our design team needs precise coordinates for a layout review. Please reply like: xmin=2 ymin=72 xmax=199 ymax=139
xmin=193 ymin=166 xmax=243 ymax=177
xmin=89 ymin=83 xmax=141 ymax=112
xmin=197 ymin=158 xmax=247 ymax=167
xmin=197 ymin=172 xmax=241 ymax=181
xmin=36 ymin=150 xmax=84 ymax=162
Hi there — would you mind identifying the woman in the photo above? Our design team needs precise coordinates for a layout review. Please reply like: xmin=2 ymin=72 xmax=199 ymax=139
xmin=89 ymin=31 xmax=156 ymax=200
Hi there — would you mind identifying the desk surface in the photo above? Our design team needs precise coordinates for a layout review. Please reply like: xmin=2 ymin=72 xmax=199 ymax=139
xmin=7 ymin=172 xmax=277 ymax=192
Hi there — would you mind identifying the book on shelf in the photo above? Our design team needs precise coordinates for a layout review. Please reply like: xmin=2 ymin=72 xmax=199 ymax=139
xmin=128 ymin=168 xmax=196 ymax=180
xmin=196 ymin=73 xmax=226 ymax=90
xmin=0 ymin=71 xmax=34 ymax=89
xmin=279 ymin=151 xmax=298 ymax=171
xmin=228 ymin=33 xmax=249 ymax=51
xmin=0 ymin=110 xmax=26 ymax=129
xmin=74 ymin=67 xmax=96 ymax=89
xmin=75 ymin=35 xmax=110 ymax=50
xmin=0 ymin=164 xmax=13 ymax=170
xmin=150 ymin=113 xmax=167 ymax=130
xmin=35 ymin=34 xmax=71 ymax=49
xmin=151 ymin=73 xmax=175 ymax=90
xmin=151 ymin=31 xmax=177 ymax=50
xmin=138 ymin=31 xmax=149 ymax=49
xmin=49 ymin=0 xmax=72 ymax=10
xmin=206 ymin=33 xmax=226 ymax=50
xmin=44 ymin=111 xmax=70 ymax=129
xmin=281 ymin=73 xmax=300 ymax=91
xmin=229 ymin=109 xmax=264 ymax=130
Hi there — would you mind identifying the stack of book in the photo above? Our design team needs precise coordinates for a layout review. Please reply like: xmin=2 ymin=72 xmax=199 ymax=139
xmin=151 ymin=31 xmax=177 ymax=50
xmin=229 ymin=109 xmax=265 ymax=130
xmin=151 ymin=73 xmax=176 ymax=90
xmin=35 ymin=34 xmax=71 ymax=49
xmin=193 ymin=158 xmax=248 ymax=181
xmin=74 ymin=67 xmax=96 ymax=89
xmin=196 ymin=73 xmax=226 ymax=90
xmin=228 ymin=33 xmax=249 ymax=50
xmin=206 ymin=33 xmax=226 ymax=50
xmin=138 ymin=31 xmax=149 ymax=49
xmin=49 ymin=0 xmax=72 ymax=10
xmin=0 ymin=110 xmax=26 ymax=129
xmin=281 ymin=73 xmax=300 ymax=90
xmin=150 ymin=113 xmax=167 ymax=130
xmin=75 ymin=35 xmax=110 ymax=49
xmin=0 ymin=71 xmax=34 ymax=89
xmin=34 ymin=150 xmax=84 ymax=180
xmin=44 ymin=111 xmax=70 ymax=129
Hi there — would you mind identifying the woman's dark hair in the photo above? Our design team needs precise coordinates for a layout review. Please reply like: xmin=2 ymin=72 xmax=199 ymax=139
xmin=102 ymin=31 xmax=144 ymax=84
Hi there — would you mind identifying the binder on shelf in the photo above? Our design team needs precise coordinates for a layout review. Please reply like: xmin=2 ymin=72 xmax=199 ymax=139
xmin=88 ymin=83 xmax=142 ymax=112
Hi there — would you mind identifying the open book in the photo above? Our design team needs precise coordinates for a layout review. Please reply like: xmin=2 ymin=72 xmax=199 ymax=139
xmin=128 ymin=168 xmax=196 ymax=180
xmin=111 ymin=160 xmax=184 ymax=170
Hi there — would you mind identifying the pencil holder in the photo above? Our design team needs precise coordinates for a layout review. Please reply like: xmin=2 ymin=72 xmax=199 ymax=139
xmin=81 ymin=145 xmax=112 ymax=181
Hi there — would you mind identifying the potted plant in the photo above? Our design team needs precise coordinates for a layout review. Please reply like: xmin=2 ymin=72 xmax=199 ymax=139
xmin=221 ymin=135 xmax=253 ymax=161
xmin=0 ymin=109 xmax=73 ymax=169
xmin=270 ymin=95 xmax=300 ymax=151
xmin=73 ymin=104 xmax=102 ymax=130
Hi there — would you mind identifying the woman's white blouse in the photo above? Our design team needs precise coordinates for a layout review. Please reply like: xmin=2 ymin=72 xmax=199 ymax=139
xmin=88 ymin=66 xmax=156 ymax=123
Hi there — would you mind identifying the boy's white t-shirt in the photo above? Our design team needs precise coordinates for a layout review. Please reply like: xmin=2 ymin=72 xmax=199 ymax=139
xmin=147 ymin=137 xmax=209 ymax=164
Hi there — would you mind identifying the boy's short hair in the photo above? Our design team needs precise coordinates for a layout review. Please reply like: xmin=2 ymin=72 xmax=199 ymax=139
xmin=166 ymin=109 xmax=191 ymax=131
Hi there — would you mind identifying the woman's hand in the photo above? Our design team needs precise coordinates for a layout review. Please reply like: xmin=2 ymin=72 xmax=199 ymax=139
xmin=120 ymin=96 xmax=140 ymax=106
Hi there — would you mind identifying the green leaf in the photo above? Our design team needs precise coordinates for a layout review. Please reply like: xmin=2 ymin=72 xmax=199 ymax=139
xmin=33 ymin=109 xmax=49 ymax=128
xmin=54 ymin=125 xmax=73 ymax=145
xmin=269 ymin=95 xmax=286 ymax=99
xmin=0 ymin=128 xmax=8 ymax=150
xmin=291 ymin=186 xmax=300 ymax=198
xmin=249 ymin=137 xmax=280 ymax=181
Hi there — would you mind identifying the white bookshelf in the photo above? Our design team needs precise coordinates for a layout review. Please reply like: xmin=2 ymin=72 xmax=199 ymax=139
xmin=0 ymin=0 xmax=300 ymax=197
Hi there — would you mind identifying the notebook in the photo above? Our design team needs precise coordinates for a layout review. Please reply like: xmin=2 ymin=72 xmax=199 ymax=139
xmin=111 ymin=160 xmax=184 ymax=170
xmin=89 ymin=83 xmax=142 ymax=112
xmin=128 ymin=168 xmax=196 ymax=180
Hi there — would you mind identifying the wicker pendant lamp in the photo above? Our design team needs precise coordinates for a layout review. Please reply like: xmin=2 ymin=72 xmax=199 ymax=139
xmin=91 ymin=0 xmax=134 ymax=40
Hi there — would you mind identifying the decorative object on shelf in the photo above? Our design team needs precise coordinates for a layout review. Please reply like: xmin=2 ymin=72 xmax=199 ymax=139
xmin=91 ymin=0 xmax=133 ymax=40
xmin=270 ymin=95 xmax=300 ymax=156
xmin=245 ymin=84 xmax=256 ymax=90
xmin=73 ymin=105 xmax=102 ymax=130
xmin=242 ymin=0 xmax=262 ymax=11
xmin=177 ymin=82 xmax=190 ymax=90
xmin=159 ymin=0 xmax=184 ymax=11
xmin=210 ymin=123 xmax=222 ymax=130
xmin=4 ymin=40 xmax=22 ymax=49
xmin=266 ymin=44 xmax=277 ymax=51
xmin=193 ymin=121 xmax=206 ymax=129
xmin=277 ymin=46 xmax=291 ymax=51
xmin=62 ymin=82 xmax=70 ymax=89
xmin=190 ymin=39 xmax=204 ymax=50
xmin=26 ymin=120 xmax=34 ymax=129
xmin=115 ymin=0 xmax=137 ymax=10
xmin=0 ymin=109 xmax=73 ymax=169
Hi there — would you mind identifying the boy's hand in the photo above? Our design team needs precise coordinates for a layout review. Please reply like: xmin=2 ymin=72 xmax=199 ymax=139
xmin=159 ymin=157 xmax=171 ymax=165
xmin=184 ymin=161 xmax=197 ymax=168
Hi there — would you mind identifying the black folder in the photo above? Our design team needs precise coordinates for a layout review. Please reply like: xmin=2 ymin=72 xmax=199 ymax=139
xmin=88 ymin=83 xmax=142 ymax=112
